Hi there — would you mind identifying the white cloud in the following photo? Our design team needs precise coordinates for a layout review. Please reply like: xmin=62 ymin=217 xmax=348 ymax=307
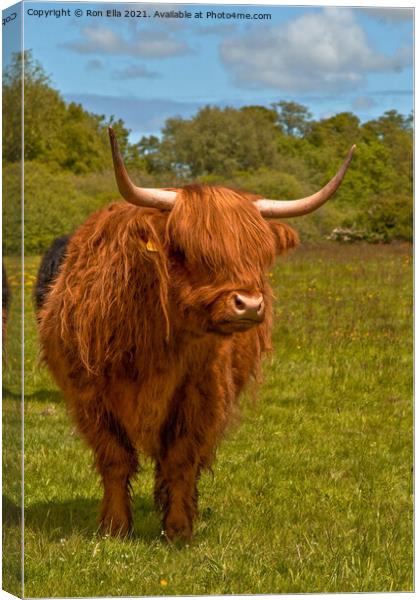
xmin=220 ymin=7 xmax=412 ymax=92
xmin=352 ymin=96 xmax=378 ymax=111
xmin=86 ymin=59 xmax=104 ymax=71
xmin=113 ymin=64 xmax=160 ymax=80
xmin=66 ymin=25 xmax=189 ymax=58
xmin=359 ymin=8 xmax=413 ymax=23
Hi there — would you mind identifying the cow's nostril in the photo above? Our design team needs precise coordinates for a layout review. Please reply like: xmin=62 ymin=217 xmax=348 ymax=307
xmin=234 ymin=295 xmax=246 ymax=311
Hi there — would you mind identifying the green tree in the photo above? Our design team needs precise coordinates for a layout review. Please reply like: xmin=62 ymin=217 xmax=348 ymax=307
xmin=136 ymin=135 xmax=166 ymax=173
xmin=307 ymin=112 xmax=361 ymax=151
xmin=153 ymin=105 xmax=280 ymax=177
xmin=365 ymin=109 xmax=413 ymax=138
xmin=3 ymin=50 xmax=66 ymax=163
xmin=272 ymin=101 xmax=313 ymax=136
xmin=363 ymin=110 xmax=413 ymax=199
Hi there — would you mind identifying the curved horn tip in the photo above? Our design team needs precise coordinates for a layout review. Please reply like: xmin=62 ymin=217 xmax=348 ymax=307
xmin=254 ymin=143 xmax=357 ymax=219
xmin=108 ymin=127 xmax=122 ymax=161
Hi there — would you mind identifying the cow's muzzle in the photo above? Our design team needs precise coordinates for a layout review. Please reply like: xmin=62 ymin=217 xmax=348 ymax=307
xmin=230 ymin=292 xmax=265 ymax=324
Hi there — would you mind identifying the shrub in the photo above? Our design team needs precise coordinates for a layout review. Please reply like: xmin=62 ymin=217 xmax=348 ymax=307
xmin=3 ymin=161 xmax=119 ymax=255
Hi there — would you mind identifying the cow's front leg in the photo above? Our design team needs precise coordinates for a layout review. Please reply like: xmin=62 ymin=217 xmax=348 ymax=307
xmin=155 ymin=438 xmax=199 ymax=542
xmin=73 ymin=401 xmax=138 ymax=536
xmin=99 ymin=451 xmax=137 ymax=537
xmin=155 ymin=368 xmax=230 ymax=542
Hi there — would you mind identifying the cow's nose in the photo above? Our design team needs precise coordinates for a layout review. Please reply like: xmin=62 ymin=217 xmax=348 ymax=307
xmin=232 ymin=293 xmax=265 ymax=322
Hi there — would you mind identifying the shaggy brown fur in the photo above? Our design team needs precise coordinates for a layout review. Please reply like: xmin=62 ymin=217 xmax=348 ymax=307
xmin=37 ymin=184 xmax=298 ymax=540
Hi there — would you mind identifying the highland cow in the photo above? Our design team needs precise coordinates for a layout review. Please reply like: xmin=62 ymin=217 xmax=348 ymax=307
xmin=36 ymin=129 xmax=355 ymax=541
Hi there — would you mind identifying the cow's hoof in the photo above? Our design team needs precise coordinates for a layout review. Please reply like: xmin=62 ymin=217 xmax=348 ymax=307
xmin=162 ymin=518 xmax=192 ymax=543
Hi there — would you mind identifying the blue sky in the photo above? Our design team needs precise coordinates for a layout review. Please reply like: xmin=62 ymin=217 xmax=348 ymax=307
xmin=3 ymin=1 xmax=414 ymax=141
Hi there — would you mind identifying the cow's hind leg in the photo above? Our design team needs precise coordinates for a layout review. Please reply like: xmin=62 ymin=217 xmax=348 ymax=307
xmin=74 ymin=403 xmax=138 ymax=536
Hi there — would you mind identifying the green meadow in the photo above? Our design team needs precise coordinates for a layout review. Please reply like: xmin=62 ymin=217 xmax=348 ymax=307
xmin=2 ymin=242 xmax=413 ymax=596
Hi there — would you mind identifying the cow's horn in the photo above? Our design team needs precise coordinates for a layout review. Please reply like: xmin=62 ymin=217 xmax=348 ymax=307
xmin=254 ymin=145 xmax=356 ymax=218
xmin=109 ymin=127 xmax=177 ymax=210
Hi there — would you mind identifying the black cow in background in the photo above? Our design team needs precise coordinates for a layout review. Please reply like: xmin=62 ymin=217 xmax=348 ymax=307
xmin=34 ymin=235 xmax=71 ymax=312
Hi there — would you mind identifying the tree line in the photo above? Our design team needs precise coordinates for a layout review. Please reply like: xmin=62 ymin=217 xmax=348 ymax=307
xmin=2 ymin=51 xmax=413 ymax=253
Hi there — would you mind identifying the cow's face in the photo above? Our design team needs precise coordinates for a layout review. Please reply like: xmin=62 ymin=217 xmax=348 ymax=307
xmin=164 ymin=185 xmax=298 ymax=336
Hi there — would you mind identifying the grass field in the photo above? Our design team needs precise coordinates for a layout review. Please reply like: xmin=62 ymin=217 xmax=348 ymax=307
xmin=2 ymin=242 xmax=413 ymax=596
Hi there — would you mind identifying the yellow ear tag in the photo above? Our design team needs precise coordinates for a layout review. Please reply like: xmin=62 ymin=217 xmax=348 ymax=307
xmin=146 ymin=240 xmax=158 ymax=252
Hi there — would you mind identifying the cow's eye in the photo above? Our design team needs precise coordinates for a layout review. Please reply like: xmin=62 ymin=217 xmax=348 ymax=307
xmin=170 ymin=248 xmax=186 ymax=265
